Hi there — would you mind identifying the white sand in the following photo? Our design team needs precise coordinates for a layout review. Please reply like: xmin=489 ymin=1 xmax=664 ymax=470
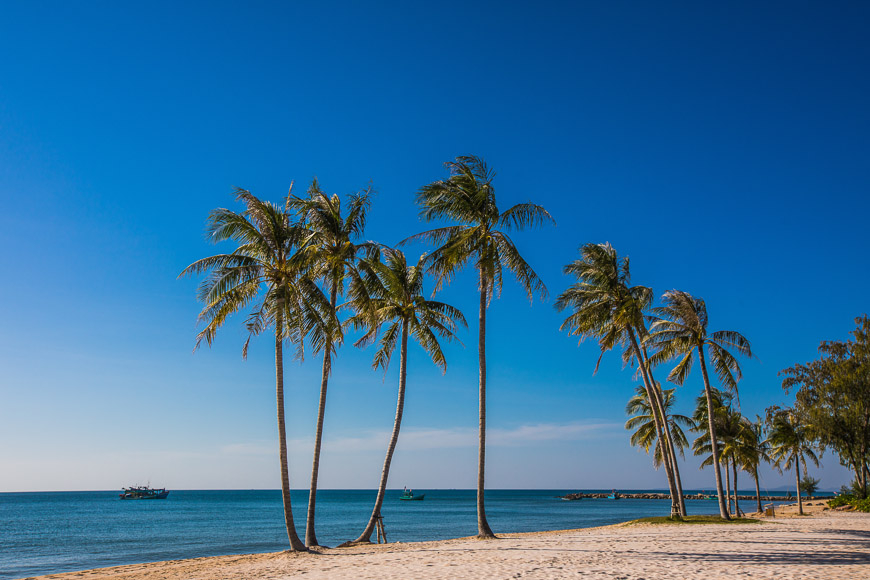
xmin=28 ymin=504 xmax=870 ymax=580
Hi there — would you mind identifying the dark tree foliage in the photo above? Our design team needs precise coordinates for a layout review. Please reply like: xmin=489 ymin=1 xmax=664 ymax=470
xmin=780 ymin=315 xmax=870 ymax=498
xmin=800 ymin=475 xmax=820 ymax=496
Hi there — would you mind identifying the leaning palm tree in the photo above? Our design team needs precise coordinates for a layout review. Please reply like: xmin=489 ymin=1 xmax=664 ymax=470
xmin=767 ymin=406 xmax=820 ymax=516
xmin=647 ymin=290 xmax=753 ymax=519
xmin=179 ymin=188 xmax=331 ymax=552
xmin=403 ymin=155 xmax=553 ymax=538
xmin=347 ymin=248 xmax=466 ymax=543
xmin=288 ymin=178 xmax=372 ymax=547
xmin=625 ymin=385 xmax=692 ymax=471
xmin=556 ymin=243 xmax=685 ymax=517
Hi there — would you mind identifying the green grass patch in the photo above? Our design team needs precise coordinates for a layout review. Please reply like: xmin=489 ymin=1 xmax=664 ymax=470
xmin=629 ymin=515 xmax=762 ymax=525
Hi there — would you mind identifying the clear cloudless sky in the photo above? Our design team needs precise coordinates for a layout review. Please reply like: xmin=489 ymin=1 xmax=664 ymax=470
xmin=1 ymin=1 xmax=868 ymax=492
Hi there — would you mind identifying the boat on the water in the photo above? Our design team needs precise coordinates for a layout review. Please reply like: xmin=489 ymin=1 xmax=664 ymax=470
xmin=400 ymin=487 xmax=424 ymax=501
xmin=119 ymin=486 xmax=169 ymax=500
xmin=607 ymin=490 xmax=621 ymax=500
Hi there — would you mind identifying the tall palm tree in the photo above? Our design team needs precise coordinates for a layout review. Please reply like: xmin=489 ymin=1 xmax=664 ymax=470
xmin=625 ymin=385 xmax=692 ymax=470
xmin=767 ymin=406 xmax=820 ymax=516
xmin=179 ymin=188 xmax=330 ymax=552
xmin=347 ymin=248 xmax=466 ymax=543
xmin=647 ymin=290 xmax=753 ymax=519
xmin=288 ymin=178 xmax=372 ymax=547
xmin=556 ymin=243 xmax=685 ymax=517
xmin=404 ymin=155 xmax=553 ymax=538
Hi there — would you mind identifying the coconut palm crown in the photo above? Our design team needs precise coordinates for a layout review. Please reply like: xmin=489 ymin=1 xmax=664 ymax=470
xmin=404 ymin=155 xmax=553 ymax=538
xmin=555 ymin=243 xmax=652 ymax=365
xmin=625 ymin=385 xmax=692 ymax=469
xmin=406 ymin=156 xmax=553 ymax=300
xmin=647 ymin=290 xmax=752 ymax=392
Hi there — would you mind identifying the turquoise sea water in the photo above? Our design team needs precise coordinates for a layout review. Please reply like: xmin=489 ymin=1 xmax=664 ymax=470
xmin=0 ymin=489 xmax=798 ymax=579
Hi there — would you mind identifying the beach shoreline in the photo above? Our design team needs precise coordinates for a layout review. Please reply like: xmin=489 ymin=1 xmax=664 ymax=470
xmin=24 ymin=501 xmax=870 ymax=580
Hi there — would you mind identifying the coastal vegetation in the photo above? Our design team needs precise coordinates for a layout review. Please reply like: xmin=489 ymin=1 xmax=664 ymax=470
xmin=780 ymin=315 xmax=870 ymax=499
xmin=181 ymin=155 xmax=867 ymax=548
xmin=828 ymin=494 xmax=870 ymax=512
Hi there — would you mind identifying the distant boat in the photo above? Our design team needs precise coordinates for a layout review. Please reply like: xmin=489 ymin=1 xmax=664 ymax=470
xmin=400 ymin=487 xmax=424 ymax=501
xmin=607 ymin=490 xmax=621 ymax=500
xmin=119 ymin=486 xmax=169 ymax=500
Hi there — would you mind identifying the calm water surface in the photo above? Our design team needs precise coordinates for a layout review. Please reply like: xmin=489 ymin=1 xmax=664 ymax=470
xmin=0 ymin=489 xmax=796 ymax=579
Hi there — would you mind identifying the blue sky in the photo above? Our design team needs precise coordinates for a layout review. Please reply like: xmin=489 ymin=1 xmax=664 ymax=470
xmin=1 ymin=1 xmax=867 ymax=492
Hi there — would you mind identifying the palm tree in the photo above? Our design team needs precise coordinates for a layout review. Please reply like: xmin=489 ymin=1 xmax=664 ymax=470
xmin=737 ymin=416 xmax=772 ymax=514
xmin=767 ymin=406 xmax=820 ymax=516
xmin=556 ymin=243 xmax=685 ymax=517
xmin=347 ymin=248 xmax=466 ymax=543
xmin=404 ymin=155 xmax=553 ymax=538
xmin=625 ymin=385 xmax=692 ymax=471
xmin=626 ymin=342 xmax=689 ymax=516
xmin=692 ymin=389 xmax=741 ymax=515
xmin=179 ymin=188 xmax=330 ymax=552
xmin=288 ymin=178 xmax=372 ymax=547
xmin=647 ymin=290 xmax=753 ymax=519
xmin=718 ymin=407 xmax=746 ymax=516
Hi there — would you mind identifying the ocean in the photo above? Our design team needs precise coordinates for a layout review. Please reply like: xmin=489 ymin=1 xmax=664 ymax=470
xmin=0 ymin=489 xmax=796 ymax=579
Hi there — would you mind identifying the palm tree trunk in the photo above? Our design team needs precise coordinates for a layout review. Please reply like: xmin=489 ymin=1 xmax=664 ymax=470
xmin=652 ymin=380 xmax=687 ymax=516
xmin=354 ymin=320 xmax=409 ymax=543
xmin=628 ymin=331 xmax=681 ymax=517
xmin=697 ymin=345 xmax=730 ymax=519
xmin=724 ymin=458 xmax=732 ymax=516
xmin=732 ymin=460 xmax=741 ymax=517
xmin=862 ymin=458 xmax=869 ymax=498
xmin=795 ymin=453 xmax=803 ymax=515
xmin=275 ymin=320 xmax=306 ymax=551
xmin=639 ymin=343 xmax=686 ymax=516
xmin=306 ymin=283 xmax=339 ymax=547
xmin=669 ymin=437 xmax=687 ymax=516
xmin=476 ymin=277 xmax=495 ymax=539
xmin=754 ymin=467 xmax=762 ymax=514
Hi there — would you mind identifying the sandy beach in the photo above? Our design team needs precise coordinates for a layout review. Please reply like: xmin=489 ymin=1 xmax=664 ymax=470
xmin=25 ymin=502 xmax=870 ymax=580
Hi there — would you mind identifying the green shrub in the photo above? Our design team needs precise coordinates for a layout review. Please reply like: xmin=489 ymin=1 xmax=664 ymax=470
xmin=827 ymin=494 xmax=870 ymax=512
xmin=828 ymin=495 xmax=853 ymax=508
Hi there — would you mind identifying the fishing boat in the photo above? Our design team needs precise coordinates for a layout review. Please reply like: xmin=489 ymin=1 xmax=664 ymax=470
xmin=607 ymin=490 xmax=621 ymax=500
xmin=399 ymin=487 xmax=424 ymax=501
xmin=119 ymin=486 xmax=169 ymax=500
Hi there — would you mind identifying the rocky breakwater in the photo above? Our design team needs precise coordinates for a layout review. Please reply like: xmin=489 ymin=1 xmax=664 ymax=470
xmin=560 ymin=492 xmax=807 ymax=501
